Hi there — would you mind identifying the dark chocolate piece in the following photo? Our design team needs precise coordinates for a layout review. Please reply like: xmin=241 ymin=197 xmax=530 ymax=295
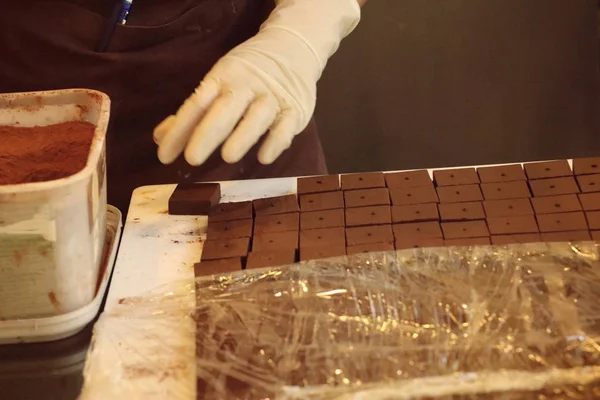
xmin=300 ymin=245 xmax=347 ymax=261
xmin=530 ymin=194 xmax=582 ymax=214
xmin=168 ymin=182 xmax=221 ymax=215
xmin=477 ymin=164 xmax=526 ymax=183
xmin=480 ymin=181 xmax=531 ymax=200
xmin=300 ymin=191 xmax=344 ymax=212
xmin=208 ymin=201 xmax=252 ymax=222
xmin=576 ymin=174 xmax=600 ymax=193
xmin=300 ymin=209 xmax=345 ymax=230
xmin=536 ymin=212 xmax=588 ymax=232
xmin=341 ymin=172 xmax=385 ymax=190
xmin=389 ymin=185 xmax=439 ymax=206
xmin=254 ymin=213 xmax=299 ymax=235
xmin=487 ymin=215 xmax=539 ymax=235
xmin=206 ymin=219 xmax=253 ymax=240
xmin=395 ymin=237 xmax=444 ymax=250
xmin=587 ymin=211 xmax=600 ymax=230
xmin=540 ymin=230 xmax=592 ymax=242
xmin=445 ymin=237 xmax=491 ymax=246
xmin=524 ymin=160 xmax=572 ymax=180
xmin=347 ymin=242 xmax=395 ymax=255
xmin=300 ymin=227 xmax=346 ymax=248
xmin=438 ymin=202 xmax=485 ymax=221
xmin=579 ymin=193 xmax=600 ymax=211
xmin=201 ymin=238 xmax=250 ymax=261
xmin=483 ymin=198 xmax=534 ymax=218
xmin=529 ymin=177 xmax=580 ymax=197
xmin=253 ymin=194 xmax=299 ymax=216
xmin=194 ymin=258 xmax=242 ymax=277
xmin=433 ymin=168 xmax=479 ymax=186
xmin=345 ymin=205 xmax=391 ymax=227
xmin=441 ymin=221 xmax=489 ymax=239
xmin=297 ymin=175 xmax=340 ymax=194
xmin=384 ymin=170 xmax=432 ymax=189
xmin=436 ymin=184 xmax=483 ymax=203
xmin=346 ymin=225 xmax=394 ymax=246
xmin=573 ymin=157 xmax=600 ymax=175
xmin=391 ymin=203 xmax=439 ymax=223
xmin=392 ymin=221 xmax=443 ymax=240
xmin=246 ymin=250 xmax=296 ymax=270
xmin=592 ymin=231 xmax=600 ymax=241
xmin=344 ymin=188 xmax=390 ymax=208
xmin=491 ymin=233 xmax=541 ymax=245
xmin=252 ymin=231 xmax=298 ymax=252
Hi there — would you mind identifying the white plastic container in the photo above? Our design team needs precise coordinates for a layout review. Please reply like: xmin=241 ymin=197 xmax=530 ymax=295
xmin=0 ymin=89 xmax=110 ymax=319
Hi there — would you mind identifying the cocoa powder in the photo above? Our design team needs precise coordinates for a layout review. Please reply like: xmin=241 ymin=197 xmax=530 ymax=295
xmin=0 ymin=121 xmax=95 ymax=185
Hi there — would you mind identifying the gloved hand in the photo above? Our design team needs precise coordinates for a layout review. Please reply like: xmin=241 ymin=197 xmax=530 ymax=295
xmin=154 ymin=0 xmax=360 ymax=166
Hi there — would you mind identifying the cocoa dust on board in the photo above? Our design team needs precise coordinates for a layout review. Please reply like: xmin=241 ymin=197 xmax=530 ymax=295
xmin=0 ymin=121 xmax=95 ymax=185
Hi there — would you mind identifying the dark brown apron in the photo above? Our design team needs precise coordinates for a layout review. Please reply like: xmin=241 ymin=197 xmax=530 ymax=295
xmin=0 ymin=0 xmax=327 ymax=213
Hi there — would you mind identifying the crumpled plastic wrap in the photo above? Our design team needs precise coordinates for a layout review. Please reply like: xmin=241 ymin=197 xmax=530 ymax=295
xmin=81 ymin=242 xmax=600 ymax=400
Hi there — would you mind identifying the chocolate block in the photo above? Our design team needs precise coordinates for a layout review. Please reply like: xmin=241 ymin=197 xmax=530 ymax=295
xmin=436 ymin=185 xmax=483 ymax=203
xmin=587 ymin=211 xmax=600 ymax=230
xmin=194 ymin=258 xmax=242 ymax=277
xmin=541 ymin=230 xmax=592 ymax=242
xmin=344 ymin=188 xmax=390 ymax=208
xmin=579 ymin=193 xmax=600 ymax=211
xmin=524 ymin=160 xmax=572 ymax=180
xmin=441 ymin=221 xmax=489 ymax=239
xmin=345 ymin=205 xmax=391 ymax=227
xmin=529 ymin=177 xmax=580 ymax=197
xmin=201 ymin=238 xmax=250 ymax=261
xmin=573 ymin=157 xmax=600 ymax=175
xmin=483 ymin=198 xmax=534 ymax=218
xmin=536 ymin=212 xmax=588 ymax=232
xmin=300 ymin=245 xmax=347 ymax=261
xmin=300 ymin=209 xmax=345 ymax=230
xmin=395 ymin=238 xmax=444 ymax=250
xmin=300 ymin=227 xmax=346 ymax=248
xmin=480 ymin=181 xmax=531 ymax=200
xmin=208 ymin=201 xmax=252 ymax=222
xmin=252 ymin=231 xmax=298 ymax=252
xmin=487 ymin=215 xmax=539 ymax=235
xmin=246 ymin=250 xmax=296 ymax=270
xmin=389 ymin=186 xmax=439 ymax=206
xmin=384 ymin=170 xmax=432 ymax=189
xmin=438 ymin=202 xmax=485 ymax=221
xmin=592 ymin=231 xmax=600 ymax=241
xmin=477 ymin=164 xmax=526 ymax=183
xmin=297 ymin=175 xmax=340 ymax=194
xmin=531 ymin=194 xmax=582 ymax=214
xmin=346 ymin=225 xmax=394 ymax=246
xmin=391 ymin=203 xmax=439 ymax=223
xmin=206 ymin=219 xmax=253 ymax=240
xmin=433 ymin=168 xmax=479 ymax=186
xmin=347 ymin=242 xmax=395 ymax=255
xmin=300 ymin=191 xmax=344 ymax=212
xmin=445 ymin=237 xmax=491 ymax=246
xmin=253 ymin=194 xmax=299 ymax=216
xmin=577 ymin=174 xmax=600 ymax=193
xmin=168 ymin=183 xmax=221 ymax=215
xmin=341 ymin=172 xmax=385 ymax=190
xmin=254 ymin=213 xmax=299 ymax=235
xmin=393 ymin=221 xmax=443 ymax=240
xmin=491 ymin=233 xmax=542 ymax=245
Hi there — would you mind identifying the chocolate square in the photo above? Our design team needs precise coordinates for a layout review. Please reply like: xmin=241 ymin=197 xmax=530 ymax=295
xmin=300 ymin=191 xmax=344 ymax=212
xmin=530 ymin=194 xmax=582 ymax=214
xmin=536 ymin=212 xmax=588 ymax=232
xmin=483 ymin=198 xmax=534 ymax=218
xmin=347 ymin=242 xmax=395 ymax=255
xmin=201 ymin=238 xmax=250 ymax=261
xmin=487 ymin=216 xmax=539 ymax=235
xmin=253 ymin=194 xmax=299 ymax=216
xmin=436 ymin=184 xmax=483 ymax=203
xmin=433 ymin=168 xmax=479 ymax=186
xmin=194 ymin=258 xmax=243 ymax=278
xmin=344 ymin=188 xmax=390 ymax=208
xmin=577 ymin=174 xmax=600 ymax=193
xmin=491 ymin=233 xmax=541 ymax=245
xmin=300 ymin=227 xmax=346 ymax=248
xmin=391 ymin=203 xmax=439 ymax=223
xmin=246 ymin=250 xmax=296 ymax=270
xmin=529 ymin=177 xmax=580 ymax=197
xmin=477 ymin=164 xmax=526 ymax=183
xmin=445 ymin=237 xmax=491 ymax=246
xmin=540 ymin=230 xmax=592 ymax=242
xmin=346 ymin=225 xmax=394 ymax=246
xmin=168 ymin=182 xmax=221 ymax=215
xmin=384 ymin=170 xmax=432 ymax=189
xmin=254 ymin=213 xmax=299 ymax=235
xmin=300 ymin=209 xmax=345 ymax=230
xmin=438 ymin=201 xmax=485 ymax=221
xmin=206 ymin=219 xmax=253 ymax=240
xmin=297 ymin=175 xmax=340 ymax=194
xmin=341 ymin=172 xmax=385 ymax=190
xmin=480 ymin=181 xmax=531 ymax=200
xmin=573 ymin=157 xmax=600 ymax=175
xmin=441 ymin=221 xmax=489 ymax=239
xmin=300 ymin=245 xmax=347 ymax=261
xmin=208 ymin=201 xmax=252 ymax=222
xmin=587 ymin=211 xmax=600 ymax=230
xmin=345 ymin=205 xmax=392 ymax=227
xmin=395 ymin=237 xmax=444 ymax=250
xmin=252 ymin=231 xmax=298 ymax=252
xmin=579 ymin=193 xmax=600 ymax=211
xmin=389 ymin=185 xmax=439 ymax=206
xmin=524 ymin=160 xmax=572 ymax=180
xmin=393 ymin=221 xmax=443 ymax=240
xmin=592 ymin=231 xmax=600 ymax=241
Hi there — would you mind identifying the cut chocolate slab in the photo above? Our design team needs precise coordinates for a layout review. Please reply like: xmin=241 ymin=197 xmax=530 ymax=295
xmin=344 ymin=188 xmax=390 ymax=208
xmin=487 ymin=215 xmax=539 ymax=235
xmin=300 ymin=209 xmax=345 ymax=230
xmin=491 ymin=233 xmax=541 ymax=245
xmin=384 ymin=170 xmax=432 ymax=189
xmin=253 ymin=194 xmax=299 ymax=216
xmin=536 ymin=212 xmax=588 ymax=232
xmin=436 ymin=184 xmax=483 ymax=203
xmin=530 ymin=194 xmax=582 ymax=214
xmin=206 ymin=219 xmax=253 ymax=240
xmin=347 ymin=242 xmax=395 ymax=255
xmin=441 ymin=221 xmax=489 ymax=239
xmin=573 ymin=157 xmax=600 ymax=175
xmin=529 ymin=177 xmax=580 ymax=197
xmin=391 ymin=203 xmax=439 ymax=223
xmin=433 ymin=168 xmax=479 ymax=186
xmin=477 ymin=164 xmax=526 ymax=183
xmin=389 ymin=185 xmax=439 ymax=206
xmin=345 ymin=205 xmax=391 ymax=227
xmin=541 ymin=230 xmax=592 ymax=242
xmin=300 ymin=227 xmax=346 ymax=248
xmin=576 ymin=174 xmax=600 ymax=193
xmin=194 ymin=258 xmax=243 ymax=277
xmin=300 ymin=245 xmax=347 ymax=261
xmin=346 ymin=225 xmax=394 ymax=246
xmin=201 ymin=238 xmax=250 ymax=261
xmin=392 ymin=221 xmax=443 ymax=240
xmin=524 ymin=160 xmax=572 ymax=180
xmin=438 ymin=202 xmax=485 ymax=221
xmin=483 ymin=198 xmax=534 ymax=218
xmin=395 ymin=237 xmax=444 ymax=250
xmin=480 ymin=181 xmax=531 ymax=200
xmin=587 ymin=211 xmax=600 ymax=230
xmin=297 ymin=175 xmax=340 ymax=194
xmin=300 ymin=191 xmax=344 ymax=212
xmin=168 ymin=182 xmax=221 ymax=215
xmin=445 ymin=237 xmax=491 ymax=246
xmin=579 ymin=193 xmax=600 ymax=211
xmin=592 ymin=231 xmax=600 ymax=241
xmin=341 ymin=172 xmax=385 ymax=190
xmin=208 ymin=201 xmax=252 ymax=222
xmin=254 ymin=213 xmax=299 ymax=235
xmin=246 ymin=250 xmax=296 ymax=270
xmin=252 ymin=231 xmax=298 ymax=252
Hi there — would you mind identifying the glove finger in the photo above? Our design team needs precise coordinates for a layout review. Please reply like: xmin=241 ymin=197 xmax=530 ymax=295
xmin=221 ymin=95 xmax=278 ymax=164
xmin=153 ymin=115 xmax=176 ymax=144
xmin=157 ymin=79 xmax=220 ymax=164
xmin=257 ymin=112 xmax=299 ymax=165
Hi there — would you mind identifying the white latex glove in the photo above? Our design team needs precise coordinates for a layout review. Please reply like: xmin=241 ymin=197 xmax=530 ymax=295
xmin=154 ymin=0 xmax=360 ymax=166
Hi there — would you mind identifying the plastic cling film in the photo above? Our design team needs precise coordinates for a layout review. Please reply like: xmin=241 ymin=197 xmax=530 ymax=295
xmin=82 ymin=242 xmax=600 ymax=399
